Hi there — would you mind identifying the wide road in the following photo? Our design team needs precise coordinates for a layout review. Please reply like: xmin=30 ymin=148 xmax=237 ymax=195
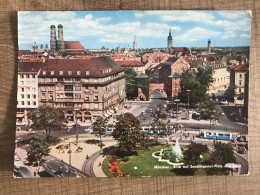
xmin=133 ymin=90 xmax=247 ymax=134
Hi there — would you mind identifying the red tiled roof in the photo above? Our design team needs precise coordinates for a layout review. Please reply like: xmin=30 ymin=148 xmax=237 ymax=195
xmin=115 ymin=61 xmax=144 ymax=67
xmin=39 ymin=57 xmax=124 ymax=78
xmin=18 ymin=50 xmax=33 ymax=56
xmin=18 ymin=61 xmax=42 ymax=73
xmin=229 ymin=63 xmax=249 ymax=71
xmin=64 ymin=41 xmax=85 ymax=50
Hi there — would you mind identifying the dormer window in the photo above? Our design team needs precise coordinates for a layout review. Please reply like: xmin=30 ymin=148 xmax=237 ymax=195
xmin=109 ymin=69 xmax=112 ymax=72
xmin=86 ymin=71 xmax=90 ymax=75
xmin=68 ymin=71 xmax=72 ymax=75
xmin=42 ymin=71 xmax=46 ymax=75
xmin=51 ymin=71 xmax=55 ymax=75
xmin=59 ymin=71 xmax=63 ymax=75
xmin=77 ymin=71 xmax=81 ymax=75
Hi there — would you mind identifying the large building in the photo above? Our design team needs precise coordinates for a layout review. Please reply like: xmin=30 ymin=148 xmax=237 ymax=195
xmin=17 ymin=62 xmax=42 ymax=124
xmin=115 ymin=60 xmax=145 ymax=74
xmin=38 ymin=57 xmax=126 ymax=122
xmin=229 ymin=62 xmax=249 ymax=104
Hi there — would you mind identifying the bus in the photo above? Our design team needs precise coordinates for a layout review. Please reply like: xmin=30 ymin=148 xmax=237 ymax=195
xmin=199 ymin=129 xmax=239 ymax=140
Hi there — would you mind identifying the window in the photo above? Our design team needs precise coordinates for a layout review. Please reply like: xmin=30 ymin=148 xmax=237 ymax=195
xmin=21 ymin=88 xmax=24 ymax=92
xmin=94 ymin=86 xmax=98 ymax=92
xmin=75 ymin=103 xmax=82 ymax=108
xmin=27 ymin=94 xmax=30 ymax=99
xmin=94 ymin=104 xmax=98 ymax=109
xmin=64 ymin=85 xmax=73 ymax=91
xmin=20 ymin=81 xmax=24 ymax=85
xmin=239 ymin=81 xmax=242 ymax=85
xmin=85 ymin=86 xmax=89 ymax=92
xmin=239 ymin=89 xmax=241 ymax=93
xmin=57 ymin=103 xmax=63 ymax=108
xmin=65 ymin=93 xmax=73 ymax=99
xmin=75 ymin=78 xmax=80 ymax=82
xmin=21 ymin=94 xmax=24 ymax=99
xmin=41 ymin=78 xmax=45 ymax=82
xmin=239 ymin=74 xmax=242 ymax=78
xmin=75 ymin=93 xmax=81 ymax=98
xmin=94 ymin=79 xmax=98 ymax=82
xmin=41 ymin=93 xmax=46 ymax=99
xmin=57 ymin=78 xmax=63 ymax=82
xmin=68 ymin=71 xmax=72 ymax=75
xmin=86 ymin=71 xmax=90 ymax=75
xmin=51 ymin=71 xmax=55 ymax=75
xmin=85 ymin=94 xmax=89 ymax=100
xmin=94 ymin=95 xmax=98 ymax=101
xmin=33 ymin=101 xmax=36 ymax=105
xmin=77 ymin=71 xmax=81 ymax=75
xmin=56 ymin=94 xmax=63 ymax=98
xmin=48 ymin=86 xmax=54 ymax=92
xmin=65 ymin=78 xmax=72 ymax=82
xmin=27 ymin=101 xmax=30 ymax=105
xmin=75 ymin=86 xmax=81 ymax=91
xmin=85 ymin=79 xmax=89 ymax=82
xmin=56 ymin=85 xmax=63 ymax=91
xmin=86 ymin=104 xmax=90 ymax=108
xmin=27 ymin=88 xmax=30 ymax=93
xmin=26 ymin=75 xmax=30 ymax=78
xmin=49 ymin=94 xmax=53 ymax=100
xmin=59 ymin=71 xmax=63 ymax=75
xmin=21 ymin=101 xmax=24 ymax=105
xmin=33 ymin=94 xmax=36 ymax=99
xmin=42 ymin=71 xmax=46 ymax=75
xmin=32 ymin=75 xmax=35 ymax=78
xmin=41 ymin=86 xmax=45 ymax=91
xmin=49 ymin=78 xmax=53 ymax=82
xmin=32 ymin=88 xmax=36 ymax=93
xmin=20 ymin=75 xmax=24 ymax=79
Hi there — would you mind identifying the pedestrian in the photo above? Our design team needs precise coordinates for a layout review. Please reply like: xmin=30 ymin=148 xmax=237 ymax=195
xmin=193 ymin=135 xmax=195 ymax=140
xmin=99 ymin=162 xmax=101 ymax=167
xmin=86 ymin=155 xmax=89 ymax=159
xmin=188 ymin=132 xmax=190 ymax=137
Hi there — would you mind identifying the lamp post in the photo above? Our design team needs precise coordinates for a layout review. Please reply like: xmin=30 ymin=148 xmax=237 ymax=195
xmin=187 ymin=90 xmax=191 ymax=120
xmin=174 ymin=99 xmax=180 ymax=130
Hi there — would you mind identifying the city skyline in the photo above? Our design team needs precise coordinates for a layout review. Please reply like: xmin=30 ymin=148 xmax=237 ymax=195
xmin=18 ymin=11 xmax=251 ymax=50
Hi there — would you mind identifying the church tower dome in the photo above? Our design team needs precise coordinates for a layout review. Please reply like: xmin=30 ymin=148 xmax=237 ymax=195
xmin=57 ymin=24 xmax=65 ymax=51
xmin=50 ymin=25 xmax=57 ymax=51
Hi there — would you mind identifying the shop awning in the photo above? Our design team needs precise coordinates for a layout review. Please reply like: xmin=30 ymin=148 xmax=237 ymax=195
xmin=16 ymin=113 xmax=25 ymax=118
xmin=75 ymin=114 xmax=82 ymax=118
xmin=84 ymin=115 xmax=91 ymax=118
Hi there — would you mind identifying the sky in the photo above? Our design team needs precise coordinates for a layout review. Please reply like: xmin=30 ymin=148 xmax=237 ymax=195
xmin=18 ymin=10 xmax=252 ymax=50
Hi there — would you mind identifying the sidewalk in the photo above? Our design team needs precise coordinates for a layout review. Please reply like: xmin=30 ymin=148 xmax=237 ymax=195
xmin=92 ymin=154 xmax=107 ymax=177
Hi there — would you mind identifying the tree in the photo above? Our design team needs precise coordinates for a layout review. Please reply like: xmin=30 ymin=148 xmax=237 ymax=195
xmin=224 ymin=83 xmax=236 ymax=104
xmin=197 ymin=98 xmax=218 ymax=120
xmin=112 ymin=113 xmax=142 ymax=156
xmin=178 ymin=69 xmax=210 ymax=106
xmin=209 ymin=142 xmax=236 ymax=166
xmin=92 ymin=116 xmax=107 ymax=149
xmin=236 ymin=92 xmax=244 ymax=101
xmin=183 ymin=143 xmax=209 ymax=165
xmin=26 ymin=135 xmax=50 ymax=164
xmin=151 ymin=104 xmax=170 ymax=143
xmin=28 ymin=106 xmax=68 ymax=140
xmin=196 ymin=66 xmax=214 ymax=89
xmin=125 ymin=68 xmax=138 ymax=99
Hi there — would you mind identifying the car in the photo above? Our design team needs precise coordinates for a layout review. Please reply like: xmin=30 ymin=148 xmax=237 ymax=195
xmin=149 ymin=108 xmax=153 ymax=113
xmin=220 ymin=112 xmax=225 ymax=116
xmin=84 ymin=126 xmax=93 ymax=133
xmin=141 ymin=111 xmax=146 ymax=115
xmin=163 ymin=104 xmax=167 ymax=108
xmin=16 ymin=122 xmax=26 ymax=126
xmin=237 ymin=146 xmax=247 ymax=154
xmin=143 ymin=117 xmax=148 ymax=120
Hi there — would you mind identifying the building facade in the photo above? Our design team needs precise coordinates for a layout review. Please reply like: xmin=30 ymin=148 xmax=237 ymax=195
xmin=38 ymin=57 xmax=126 ymax=122
xmin=17 ymin=62 xmax=42 ymax=123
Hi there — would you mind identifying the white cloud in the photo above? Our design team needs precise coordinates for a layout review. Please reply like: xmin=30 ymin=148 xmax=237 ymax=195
xmin=221 ymin=31 xmax=236 ymax=40
xmin=240 ymin=34 xmax=250 ymax=38
xmin=218 ymin=11 xmax=251 ymax=20
xmin=174 ymin=27 xmax=221 ymax=42
xmin=134 ymin=12 xmax=144 ymax=18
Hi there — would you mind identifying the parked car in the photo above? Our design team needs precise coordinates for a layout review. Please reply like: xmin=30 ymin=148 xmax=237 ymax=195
xmin=143 ymin=117 xmax=148 ymax=120
xmin=163 ymin=104 xmax=167 ymax=108
xmin=237 ymin=146 xmax=247 ymax=154
xmin=84 ymin=126 xmax=93 ymax=133
xmin=141 ymin=111 xmax=146 ymax=115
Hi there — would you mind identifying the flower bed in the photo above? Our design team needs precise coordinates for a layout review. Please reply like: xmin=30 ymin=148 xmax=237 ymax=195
xmin=107 ymin=155 xmax=124 ymax=177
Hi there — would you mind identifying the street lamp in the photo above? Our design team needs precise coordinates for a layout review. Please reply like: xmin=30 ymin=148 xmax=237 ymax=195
xmin=174 ymin=99 xmax=180 ymax=130
xmin=187 ymin=90 xmax=191 ymax=120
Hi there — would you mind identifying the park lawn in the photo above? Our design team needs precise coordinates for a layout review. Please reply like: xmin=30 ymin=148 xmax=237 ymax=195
xmin=117 ymin=145 xmax=182 ymax=177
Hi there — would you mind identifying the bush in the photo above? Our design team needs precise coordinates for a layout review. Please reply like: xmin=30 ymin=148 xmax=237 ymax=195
xmin=121 ymin=156 xmax=129 ymax=162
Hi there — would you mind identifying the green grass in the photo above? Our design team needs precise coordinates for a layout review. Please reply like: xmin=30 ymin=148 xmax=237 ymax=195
xmin=103 ymin=145 xmax=187 ymax=177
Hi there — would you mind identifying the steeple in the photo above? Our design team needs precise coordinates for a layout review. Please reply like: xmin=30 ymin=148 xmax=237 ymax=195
xmin=208 ymin=38 xmax=211 ymax=53
xmin=167 ymin=29 xmax=173 ymax=48
xmin=50 ymin=25 xmax=57 ymax=51
xmin=133 ymin=35 xmax=137 ymax=51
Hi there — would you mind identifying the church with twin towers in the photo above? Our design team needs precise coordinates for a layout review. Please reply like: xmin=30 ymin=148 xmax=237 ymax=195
xmin=50 ymin=24 xmax=65 ymax=52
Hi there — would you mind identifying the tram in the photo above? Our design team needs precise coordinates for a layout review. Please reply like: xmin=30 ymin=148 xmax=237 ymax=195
xmin=199 ymin=129 xmax=239 ymax=140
